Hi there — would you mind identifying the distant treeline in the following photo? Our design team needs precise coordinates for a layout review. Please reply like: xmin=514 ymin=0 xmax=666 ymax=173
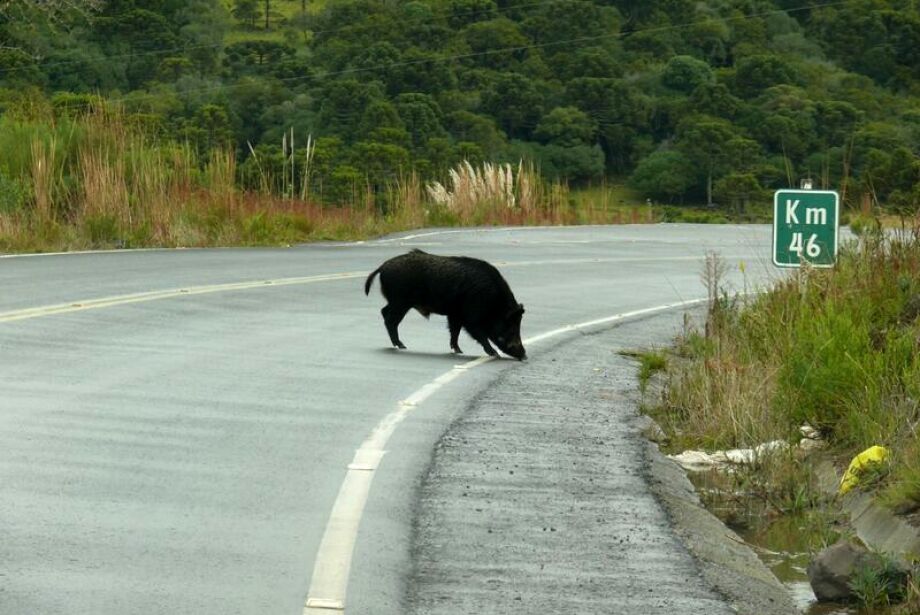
xmin=1 ymin=0 xmax=919 ymax=211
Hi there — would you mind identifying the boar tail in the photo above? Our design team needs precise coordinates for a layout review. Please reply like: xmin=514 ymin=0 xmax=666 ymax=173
xmin=364 ymin=267 xmax=381 ymax=295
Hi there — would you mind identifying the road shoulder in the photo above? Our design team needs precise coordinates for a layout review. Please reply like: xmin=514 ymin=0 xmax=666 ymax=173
xmin=406 ymin=310 xmax=797 ymax=614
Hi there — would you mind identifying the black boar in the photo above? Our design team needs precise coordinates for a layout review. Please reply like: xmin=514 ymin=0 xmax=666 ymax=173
xmin=364 ymin=249 xmax=527 ymax=360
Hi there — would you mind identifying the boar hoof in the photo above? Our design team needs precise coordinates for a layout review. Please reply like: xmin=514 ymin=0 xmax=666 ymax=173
xmin=395 ymin=342 xmax=407 ymax=349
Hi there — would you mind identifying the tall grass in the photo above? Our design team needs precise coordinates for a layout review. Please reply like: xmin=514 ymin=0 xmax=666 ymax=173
xmin=0 ymin=106 xmax=380 ymax=250
xmin=426 ymin=159 xmax=560 ymax=222
xmin=0 ymin=104 xmax=665 ymax=253
xmin=658 ymin=227 xmax=920 ymax=512
xmin=425 ymin=159 xmax=655 ymax=226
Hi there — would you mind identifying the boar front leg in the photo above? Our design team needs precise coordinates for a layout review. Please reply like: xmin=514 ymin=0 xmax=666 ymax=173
xmin=381 ymin=303 xmax=409 ymax=349
xmin=465 ymin=324 xmax=498 ymax=357
xmin=448 ymin=314 xmax=463 ymax=354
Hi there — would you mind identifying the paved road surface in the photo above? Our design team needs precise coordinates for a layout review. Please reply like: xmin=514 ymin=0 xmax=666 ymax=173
xmin=0 ymin=225 xmax=775 ymax=614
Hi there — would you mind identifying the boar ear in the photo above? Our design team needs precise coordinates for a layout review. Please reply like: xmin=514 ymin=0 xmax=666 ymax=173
xmin=508 ymin=303 xmax=525 ymax=319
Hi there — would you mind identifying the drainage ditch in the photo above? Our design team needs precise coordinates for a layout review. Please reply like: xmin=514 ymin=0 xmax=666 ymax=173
xmin=687 ymin=469 xmax=857 ymax=615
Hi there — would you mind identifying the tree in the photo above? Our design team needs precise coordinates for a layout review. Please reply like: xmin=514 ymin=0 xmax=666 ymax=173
xmin=811 ymin=1 xmax=920 ymax=86
xmin=350 ymin=140 xmax=410 ymax=198
xmin=0 ymin=0 xmax=101 ymax=21
xmin=182 ymin=104 xmax=234 ymax=156
xmin=536 ymin=143 xmax=605 ymax=183
xmin=677 ymin=115 xmax=755 ymax=207
xmin=223 ymin=41 xmax=296 ymax=78
xmin=93 ymin=7 xmax=180 ymax=89
xmin=522 ymin=0 xmax=621 ymax=47
xmin=814 ymin=101 xmax=863 ymax=148
xmin=388 ymin=47 xmax=457 ymax=95
xmin=446 ymin=0 xmax=497 ymax=28
xmin=156 ymin=57 xmax=194 ymax=82
xmin=742 ymin=86 xmax=817 ymax=161
xmin=689 ymin=82 xmax=742 ymax=118
xmin=732 ymin=54 xmax=798 ymax=98
xmin=564 ymin=77 xmax=649 ymax=173
xmin=685 ymin=18 xmax=730 ymax=66
xmin=661 ymin=55 xmax=713 ymax=93
xmin=180 ymin=0 xmax=230 ymax=75
xmin=534 ymin=107 xmax=596 ymax=147
xmin=713 ymin=172 xmax=765 ymax=213
xmin=0 ymin=0 xmax=102 ymax=87
xmin=358 ymin=99 xmax=404 ymax=137
xmin=447 ymin=111 xmax=506 ymax=154
xmin=326 ymin=165 xmax=362 ymax=205
xmin=480 ymin=72 xmax=545 ymax=139
xmin=224 ymin=75 xmax=287 ymax=147
xmin=547 ymin=47 xmax=622 ymax=80
xmin=395 ymin=93 xmax=446 ymax=152
xmin=314 ymin=79 xmax=387 ymax=142
xmin=232 ymin=0 xmax=258 ymax=29
xmin=629 ymin=150 xmax=696 ymax=203
xmin=462 ymin=18 xmax=529 ymax=71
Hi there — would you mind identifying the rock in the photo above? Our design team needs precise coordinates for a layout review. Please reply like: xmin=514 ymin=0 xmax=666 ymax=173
xmin=807 ymin=540 xmax=909 ymax=602
xmin=807 ymin=540 xmax=870 ymax=601
xmin=642 ymin=421 xmax=668 ymax=444
xmin=799 ymin=437 xmax=826 ymax=452
xmin=799 ymin=423 xmax=822 ymax=440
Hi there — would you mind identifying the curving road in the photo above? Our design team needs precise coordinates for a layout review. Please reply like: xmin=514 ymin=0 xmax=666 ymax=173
xmin=0 ymin=225 xmax=775 ymax=614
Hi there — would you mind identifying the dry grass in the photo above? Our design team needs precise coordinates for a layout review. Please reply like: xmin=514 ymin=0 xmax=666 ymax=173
xmin=427 ymin=160 xmax=524 ymax=215
xmin=0 ymin=105 xmax=659 ymax=253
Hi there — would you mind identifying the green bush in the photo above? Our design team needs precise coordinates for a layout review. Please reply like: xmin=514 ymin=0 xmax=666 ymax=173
xmin=0 ymin=171 xmax=28 ymax=213
xmin=775 ymin=308 xmax=882 ymax=435
xmin=849 ymin=553 xmax=909 ymax=607
xmin=83 ymin=214 xmax=121 ymax=247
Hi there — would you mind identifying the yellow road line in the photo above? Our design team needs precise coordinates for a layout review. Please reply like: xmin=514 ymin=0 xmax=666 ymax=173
xmin=0 ymin=272 xmax=366 ymax=323
xmin=0 ymin=255 xmax=720 ymax=325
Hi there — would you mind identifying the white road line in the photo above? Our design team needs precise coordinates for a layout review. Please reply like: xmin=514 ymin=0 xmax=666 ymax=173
xmin=0 ymin=255 xmax=735 ymax=324
xmin=302 ymin=296 xmax=708 ymax=614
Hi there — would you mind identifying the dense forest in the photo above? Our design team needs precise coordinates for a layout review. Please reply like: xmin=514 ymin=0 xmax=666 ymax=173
xmin=1 ymin=0 xmax=919 ymax=246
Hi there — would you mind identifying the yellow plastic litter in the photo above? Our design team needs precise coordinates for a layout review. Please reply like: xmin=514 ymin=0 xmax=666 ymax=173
xmin=839 ymin=445 xmax=889 ymax=495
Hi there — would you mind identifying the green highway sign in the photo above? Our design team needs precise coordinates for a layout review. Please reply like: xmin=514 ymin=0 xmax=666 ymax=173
xmin=773 ymin=189 xmax=839 ymax=268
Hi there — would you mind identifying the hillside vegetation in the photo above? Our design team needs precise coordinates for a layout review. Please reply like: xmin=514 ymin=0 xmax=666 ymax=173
xmin=1 ymin=0 xmax=919 ymax=248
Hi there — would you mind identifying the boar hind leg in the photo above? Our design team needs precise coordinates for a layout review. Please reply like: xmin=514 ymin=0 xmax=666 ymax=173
xmin=448 ymin=315 xmax=463 ymax=354
xmin=465 ymin=324 xmax=498 ymax=357
xmin=381 ymin=304 xmax=409 ymax=349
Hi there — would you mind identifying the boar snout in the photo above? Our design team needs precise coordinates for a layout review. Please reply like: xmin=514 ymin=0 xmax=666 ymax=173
xmin=497 ymin=337 xmax=527 ymax=360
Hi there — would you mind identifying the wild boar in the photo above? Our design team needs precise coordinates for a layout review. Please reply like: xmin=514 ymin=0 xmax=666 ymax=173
xmin=364 ymin=249 xmax=527 ymax=360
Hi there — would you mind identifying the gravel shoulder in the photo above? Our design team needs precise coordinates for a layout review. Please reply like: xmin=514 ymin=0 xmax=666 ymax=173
xmin=406 ymin=310 xmax=797 ymax=615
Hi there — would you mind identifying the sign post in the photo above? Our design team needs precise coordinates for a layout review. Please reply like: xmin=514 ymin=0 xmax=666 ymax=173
xmin=773 ymin=189 xmax=839 ymax=268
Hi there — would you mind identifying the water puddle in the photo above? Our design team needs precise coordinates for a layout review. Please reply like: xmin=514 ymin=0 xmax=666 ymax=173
xmin=687 ymin=469 xmax=858 ymax=615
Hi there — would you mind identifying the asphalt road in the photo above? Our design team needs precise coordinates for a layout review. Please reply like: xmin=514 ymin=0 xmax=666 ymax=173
xmin=0 ymin=225 xmax=776 ymax=615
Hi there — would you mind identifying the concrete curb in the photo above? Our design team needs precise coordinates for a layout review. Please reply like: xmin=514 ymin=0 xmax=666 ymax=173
xmin=815 ymin=460 xmax=920 ymax=561
xmin=642 ymin=424 xmax=799 ymax=615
